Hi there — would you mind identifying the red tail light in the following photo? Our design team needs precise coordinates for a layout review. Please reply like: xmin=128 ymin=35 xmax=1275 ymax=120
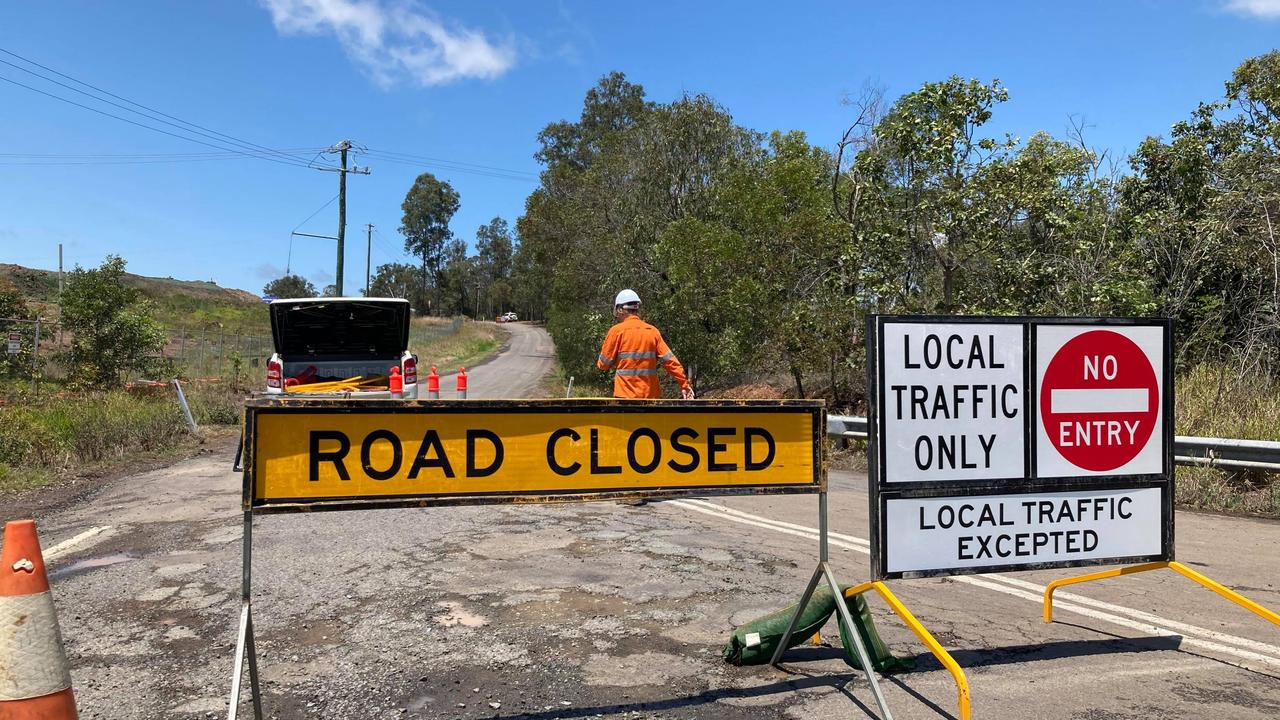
xmin=402 ymin=355 xmax=417 ymax=385
xmin=267 ymin=358 xmax=282 ymax=388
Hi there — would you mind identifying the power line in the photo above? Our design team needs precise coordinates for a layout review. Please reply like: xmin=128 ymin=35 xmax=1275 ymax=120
xmin=361 ymin=150 xmax=537 ymax=182
xmin=363 ymin=148 xmax=537 ymax=178
xmin=0 ymin=74 xmax=321 ymax=170
xmin=0 ymin=47 xmax=332 ymax=169
xmin=0 ymin=148 xmax=327 ymax=159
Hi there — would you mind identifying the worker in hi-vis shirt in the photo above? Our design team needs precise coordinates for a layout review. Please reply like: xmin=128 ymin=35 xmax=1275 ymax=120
xmin=596 ymin=289 xmax=695 ymax=400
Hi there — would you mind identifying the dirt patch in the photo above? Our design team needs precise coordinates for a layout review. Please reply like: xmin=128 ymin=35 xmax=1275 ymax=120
xmin=702 ymin=383 xmax=789 ymax=400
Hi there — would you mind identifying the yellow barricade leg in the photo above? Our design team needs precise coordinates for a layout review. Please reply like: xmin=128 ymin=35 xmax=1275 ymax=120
xmin=1043 ymin=560 xmax=1280 ymax=631
xmin=1042 ymin=561 xmax=1168 ymax=623
xmin=844 ymin=582 xmax=972 ymax=720
xmin=1167 ymin=561 xmax=1280 ymax=628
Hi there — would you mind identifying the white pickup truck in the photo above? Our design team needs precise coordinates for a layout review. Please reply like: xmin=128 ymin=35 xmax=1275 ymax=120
xmin=264 ymin=297 xmax=418 ymax=398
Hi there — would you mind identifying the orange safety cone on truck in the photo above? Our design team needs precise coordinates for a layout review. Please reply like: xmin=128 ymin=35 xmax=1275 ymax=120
xmin=456 ymin=367 xmax=467 ymax=399
xmin=0 ymin=520 xmax=77 ymax=719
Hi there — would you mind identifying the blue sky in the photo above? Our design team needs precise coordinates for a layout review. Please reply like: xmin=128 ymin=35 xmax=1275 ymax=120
xmin=2 ymin=1 xmax=1278 ymax=296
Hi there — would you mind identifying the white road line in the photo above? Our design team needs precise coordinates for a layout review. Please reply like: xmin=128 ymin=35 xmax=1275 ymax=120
xmin=669 ymin=499 xmax=1280 ymax=671
xmin=681 ymin=496 xmax=1280 ymax=652
xmin=43 ymin=526 xmax=112 ymax=563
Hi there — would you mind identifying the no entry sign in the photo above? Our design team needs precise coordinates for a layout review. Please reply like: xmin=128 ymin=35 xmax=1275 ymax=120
xmin=867 ymin=316 xmax=1173 ymax=579
xmin=1037 ymin=326 xmax=1164 ymax=477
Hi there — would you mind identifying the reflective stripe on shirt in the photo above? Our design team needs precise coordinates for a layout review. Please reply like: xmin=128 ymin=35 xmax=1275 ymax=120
xmin=618 ymin=351 xmax=657 ymax=360
xmin=658 ymin=351 xmax=675 ymax=362
xmin=598 ymin=353 xmax=614 ymax=366
xmin=616 ymin=367 xmax=658 ymax=376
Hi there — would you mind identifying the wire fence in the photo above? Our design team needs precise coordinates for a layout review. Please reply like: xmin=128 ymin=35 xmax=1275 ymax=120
xmin=2 ymin=316 xmax=466 ymax=396
xmin=165 ymin=326 xmax=274 ymax=379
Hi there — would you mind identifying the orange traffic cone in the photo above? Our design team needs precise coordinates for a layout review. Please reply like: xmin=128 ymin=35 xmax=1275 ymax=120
xmin=0 ymin=520 xmax=77 ymax=719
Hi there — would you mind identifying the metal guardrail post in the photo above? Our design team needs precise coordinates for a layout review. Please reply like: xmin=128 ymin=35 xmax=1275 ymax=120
xmin=826 ymin=415 xmax=1280 ymax=472
xmin=172 ymin=379 xmax=199 ymax=433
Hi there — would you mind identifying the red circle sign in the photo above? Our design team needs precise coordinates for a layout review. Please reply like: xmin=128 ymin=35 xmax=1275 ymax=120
xmin=1040 ymin=330 xmax=1158 ymax=472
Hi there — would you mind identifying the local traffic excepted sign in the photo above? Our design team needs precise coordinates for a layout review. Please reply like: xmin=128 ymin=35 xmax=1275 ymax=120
xmin=1036 ymin=325 xmax=1164 ymax=477
xmin=885 ymin=488 xmax=1162 ymax=573
xmin=6 ymin=332 xmax=19 ymax=354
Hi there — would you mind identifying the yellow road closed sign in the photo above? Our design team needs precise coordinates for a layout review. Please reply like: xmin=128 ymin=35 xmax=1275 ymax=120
xmin=244 ymin=398 xmax=823 ymax=512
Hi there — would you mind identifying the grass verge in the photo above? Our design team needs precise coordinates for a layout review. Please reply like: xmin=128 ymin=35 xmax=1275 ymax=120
xmin=411 ymin=318 xmax=507 ymax=373
xmin=537 ymin=360 xmax=610 ymax=399
xmin=1175 ymin=364 xmax=1280 ymax=516
xmin=0 ymin=382 xmax=245 ymax=495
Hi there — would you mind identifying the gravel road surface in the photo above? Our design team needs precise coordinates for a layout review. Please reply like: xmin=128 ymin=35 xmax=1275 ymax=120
xmin=7 ymin=322 xmax=1280 ymax=719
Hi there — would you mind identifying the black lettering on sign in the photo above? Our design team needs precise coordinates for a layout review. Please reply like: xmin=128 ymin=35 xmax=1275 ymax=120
xmin=407 ymin=429 xmax=455 ymax=479
xmin=667 ymin=428 xmax=700 ymax=473
xmin=309 ymin=430 xmax=351 ymax=481
xmin=547 ymin=428 xmax=581 ymax=476
xmin=903 ymin=335 xmax=920 ymax=368
xmin=707 ymin=427 xmax=737 ymax=471
xmin=466 ymin=429 xmax=504 ymax=478
xmin=361 ymin=429 xmax=402 ymax=481
xmin=627 ymin=428 xmax=662 ymax=474
xmin=744 ymin=427 xmax=776 ymax=471
xmin=590 ymin=428 xmax=621 ymax=474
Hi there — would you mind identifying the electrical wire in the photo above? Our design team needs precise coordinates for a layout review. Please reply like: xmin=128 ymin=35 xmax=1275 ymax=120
xmin=363 ymin=148 xmax=537 ymax=178
xmin=361 ymin=150 xmax=537 ymax=182
xmin=286 ymin=194 xmax=341 ymax=274
xmin=0 ymin=74 xmax=323 ymax=170
xmin=0 ymin=47 xmax=334 ymax=169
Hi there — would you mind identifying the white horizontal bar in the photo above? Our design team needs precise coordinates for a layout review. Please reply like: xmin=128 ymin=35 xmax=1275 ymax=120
xmin=1050 ymin=388 xmax=1148 ymax=414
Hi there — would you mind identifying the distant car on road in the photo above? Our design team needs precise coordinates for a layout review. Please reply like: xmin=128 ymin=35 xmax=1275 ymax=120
xmin=265 ymin=297 xmax=418 ymax=398
xmin=498 ymin=311 xmax=518 ymax=323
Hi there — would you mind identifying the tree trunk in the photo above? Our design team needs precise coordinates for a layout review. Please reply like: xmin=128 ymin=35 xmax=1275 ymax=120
xmin=790 ymin=364 xmax=805 ymax=399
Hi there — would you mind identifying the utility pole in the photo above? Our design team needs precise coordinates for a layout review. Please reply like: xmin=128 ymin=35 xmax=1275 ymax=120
xmin=316 ymin=140 xmax=370 ymax=296
xmin=57 ymin=243 xmax=63 ymax=346
xmin=365 ymin=223 xmax=373 ymax=296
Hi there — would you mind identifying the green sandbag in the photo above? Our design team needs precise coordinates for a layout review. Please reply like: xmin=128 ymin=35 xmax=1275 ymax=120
xmin=836 ymin=591 xmax=916 ymax=673
xmin=722 ymin=585 xmax=838 ymax=666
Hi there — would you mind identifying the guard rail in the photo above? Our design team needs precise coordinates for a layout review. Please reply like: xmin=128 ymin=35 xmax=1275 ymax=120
xmin=826 ymin=415 xmax=1280 ymax=473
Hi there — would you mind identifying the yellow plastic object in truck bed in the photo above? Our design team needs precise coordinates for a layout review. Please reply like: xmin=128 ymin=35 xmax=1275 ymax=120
xmin=285 ymin=375 xmax=390 ymax=393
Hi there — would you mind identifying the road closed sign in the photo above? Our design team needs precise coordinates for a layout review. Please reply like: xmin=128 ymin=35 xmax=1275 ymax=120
xmin=243 ymin=398 xmax=823 ymax=512
xmin=867 ymin=316 xmax=1173 ymax=579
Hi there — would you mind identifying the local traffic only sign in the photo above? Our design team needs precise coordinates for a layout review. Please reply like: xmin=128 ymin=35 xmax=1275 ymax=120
xmin=243 ymin=398 xmax=823 ymax=512
xmin=867 ymin=316 xmax=1173 ymax=579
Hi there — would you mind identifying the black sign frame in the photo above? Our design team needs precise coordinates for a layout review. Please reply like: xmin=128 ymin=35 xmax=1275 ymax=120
xmin=866 ymin=315 xmax=1175 ymax=579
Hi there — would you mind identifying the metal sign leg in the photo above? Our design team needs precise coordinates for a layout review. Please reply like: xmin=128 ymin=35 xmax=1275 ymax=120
xmin=228 ymin=511 xmax=263 ymax=720
xmin=770 ymin=491 xmax=895 ymax=719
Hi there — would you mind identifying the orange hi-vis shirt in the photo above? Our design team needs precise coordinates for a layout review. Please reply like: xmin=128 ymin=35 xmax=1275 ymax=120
xmin=596 ymin=315 xmax=691 ymax=399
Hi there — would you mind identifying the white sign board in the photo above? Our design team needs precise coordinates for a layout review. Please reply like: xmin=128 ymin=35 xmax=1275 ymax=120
xmin=880 ymin=323 xmax=1025 ymax=482
xmin=884 ymin=488 xmax=1163 ymax=573
xmin=6 ymin=332 xmax=19 ymax=355
xmin=868 ymin=316 xmax=1173 ymax=579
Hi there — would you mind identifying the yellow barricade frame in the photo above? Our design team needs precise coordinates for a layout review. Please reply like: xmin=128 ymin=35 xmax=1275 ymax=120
xmin=229 ymin=398 xmax=912 ymax=719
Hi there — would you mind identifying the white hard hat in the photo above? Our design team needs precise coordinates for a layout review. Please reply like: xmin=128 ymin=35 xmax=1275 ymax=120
xmin=614 ymin=289 xmax=641 ymax=307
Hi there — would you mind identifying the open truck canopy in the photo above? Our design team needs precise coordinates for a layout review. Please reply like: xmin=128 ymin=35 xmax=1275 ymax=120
xmin=269 ymin=298 xmax=411 ymax=358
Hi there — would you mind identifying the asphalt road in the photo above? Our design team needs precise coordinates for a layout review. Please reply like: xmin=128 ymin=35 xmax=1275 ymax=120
xmin=7 ymin=322 xmax=1280 ymax=719
xmin=426 ymin=322 xmax=558 ymax=400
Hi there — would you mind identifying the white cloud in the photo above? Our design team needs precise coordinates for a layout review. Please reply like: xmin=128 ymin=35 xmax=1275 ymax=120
xmin=262 ymin=0 xmax=516 ymax=87
xmin=1225 ymin=0 xmax=1280 ymax=18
